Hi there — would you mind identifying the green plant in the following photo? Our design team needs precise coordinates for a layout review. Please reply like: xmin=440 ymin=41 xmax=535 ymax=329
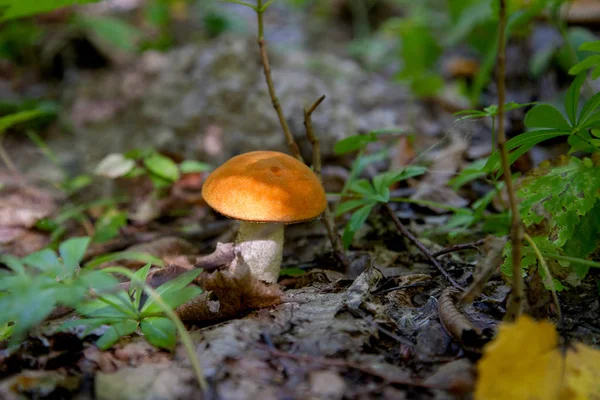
xmin=95 ymin=150 xmax=212 ymax=190
xmin=332 ymin=131 xmax=428 ymax=248
xmin=485 ymin=73 xmax=600 ymax=175
xmin=569 ymin=40 xmax=600 ymax=79
xmin=0 ymin=0 xmax=102 ymax=21
xmin=61 ymin=264 xmax=202 ymax=350
xmin=0 ymin=237 xmax=118 ymax=344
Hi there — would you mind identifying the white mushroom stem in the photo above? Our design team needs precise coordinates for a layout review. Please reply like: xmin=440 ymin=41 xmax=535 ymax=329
xmin=235 ymin=221 xmax=284 ymax=283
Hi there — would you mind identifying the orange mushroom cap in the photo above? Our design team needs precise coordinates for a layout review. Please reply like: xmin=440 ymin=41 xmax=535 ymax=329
xmin=201 ymin=151 xmax=327 ymax=224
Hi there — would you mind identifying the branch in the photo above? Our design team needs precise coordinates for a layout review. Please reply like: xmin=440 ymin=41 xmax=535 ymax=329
xmin=385 ymin=204 xmax=463 ymax=289
xmin=496 ymin=0 xmax=524 ymax=321
xmin=303 ymin=95 xmax=348 ymax=267
xmin=255 ymin=0 xmax=303 ymax=161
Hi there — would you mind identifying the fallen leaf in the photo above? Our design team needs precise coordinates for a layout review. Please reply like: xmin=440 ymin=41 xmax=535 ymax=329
xmin=475 ymin=315 xmax=600 ymax=400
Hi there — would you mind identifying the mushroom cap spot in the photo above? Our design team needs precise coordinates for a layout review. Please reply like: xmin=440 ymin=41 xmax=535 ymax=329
xmin=201 ymin=151 xmax=327 ymax=223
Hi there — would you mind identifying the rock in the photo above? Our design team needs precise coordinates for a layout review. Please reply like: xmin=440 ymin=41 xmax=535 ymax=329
xmin=95 ymin=363 xmax=197 ymax=400
xmin=48 ymin=34 xmax=414 ymax=176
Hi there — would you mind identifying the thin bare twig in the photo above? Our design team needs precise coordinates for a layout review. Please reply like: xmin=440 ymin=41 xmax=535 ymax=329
xmin=496 ymin=0 xmax=524 ymax=320
xmin=256 ymin=0 xmax=303 ymax=161
xmin=385 ymin=204 xmax=463 ymax=289
xmin=304 ymin=95 xmax=348 ymax=267
xmin=432 ymin=239 xmax=485 ymax=258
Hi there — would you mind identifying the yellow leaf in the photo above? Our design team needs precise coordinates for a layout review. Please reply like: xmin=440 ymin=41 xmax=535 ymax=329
xmin=562 ymin=343 xmax=600 ymax=400
xmin=475 ymin=316 xmax=600 ymax=400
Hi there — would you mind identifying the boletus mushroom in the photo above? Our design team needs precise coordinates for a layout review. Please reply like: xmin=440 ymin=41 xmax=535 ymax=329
xmin=201 ymin=151 xmax=327 ymax=283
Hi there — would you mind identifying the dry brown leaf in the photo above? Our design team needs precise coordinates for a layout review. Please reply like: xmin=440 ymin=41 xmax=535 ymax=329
xmin=475 ymin=315 xmax=600 ymax=400
xmin=176 ymin=255 xmax=283 ymax=322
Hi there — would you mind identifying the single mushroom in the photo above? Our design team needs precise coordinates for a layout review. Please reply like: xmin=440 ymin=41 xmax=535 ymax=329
xmin=201 ymin=151 xmax=327 ymax=283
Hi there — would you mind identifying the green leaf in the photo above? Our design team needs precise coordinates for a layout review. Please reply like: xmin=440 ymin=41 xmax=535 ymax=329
xmin=131 ymin=264 xmax=152 ymax=310
xmin=449 ymin=158 xmax=488 ymax=190
xmin=142 ymin=286 xmax=202 ymax=316
xmin=0 ymin=254 xmax=25 ymax=274
xmin=9 ymin=288 xmax=57 ymax=343
xmin=143 ymin=153 xmax=180 ymax=183
xmin=334 ymin=134 xmax=377 ymax=155
xmin=0 ymin=0 xmax=101 ymax=21
xmin=141 ymin=269 xmax=203 ymax=313
xmin=524 ymin=104 xmax=571 ymax=130
xmin=93 ymin=209 xmax=127 ymax=243
xmin=279 ymin=267 xmax=305 ymax=277
xmin=59 ymin=237 xmax=91 ymax=275
xmin=179 ymin=160 xmax=212 ymax=173
xmin=580 ymin=110 xmax=600 ymax=129
xmin=85 ymin=251 xmax=165 ymax=269
xmin=518 ymin=157 xmax=600 ymax=248
xmin=22 ymin=249 xmax=62 ymax=275
xmin=0 ymin=109 xmax=47 ymax=132
xmin=484 ymin=130 xmax=571 ymax=173
xmin=140 ymin=317 xmax=176 ymax=350
xmin=335 ymin=198 xmax=372 ymax=216
xmin=348 ymin=180 xmax=376 ymax=197
xmin=568 ymin=55 xmax=600 ymax=76
xmin=94 ymin=153 xmax=136 ymax=178
xmin=562 ymin=202 xmax=600 ymax=277
xmin=96 ymin=320 xmax=138 ymax=350
xmin=579 ymin=40 xmax=600 ymax=52
xmin=78 ymin=270 xmax=119 ymax=292
xmin=565 ymin=74 xmax=586 ymax=126
xmin=578 ymin=91 xmax=600 ymax=126
xmin=342 ymin=203 xmax=375 ymax=249
xmin=75 ymin=15 xmax=142 ymax=53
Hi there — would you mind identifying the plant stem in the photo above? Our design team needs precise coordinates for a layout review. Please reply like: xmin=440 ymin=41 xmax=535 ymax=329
xmin=523 ymin=234 xmax=562 ymax=325
xmin=385 ymin=203 xmax=463 ymax=289
xmin=102 ymin=267 xmax=207 ymax=392
xmin=496 ymin=0 xmax=524 ymax=321
xmin=256 ymin=0 xmax=303 ymax=161
xmin=304 ymin=95 xmax=348 ymax=267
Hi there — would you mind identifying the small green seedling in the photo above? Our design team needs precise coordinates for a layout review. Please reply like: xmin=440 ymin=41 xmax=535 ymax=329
xmin=0 ymin=237 xmax=117 ymax=344
xmin=62 ymin=264 xmax=203 ymax=350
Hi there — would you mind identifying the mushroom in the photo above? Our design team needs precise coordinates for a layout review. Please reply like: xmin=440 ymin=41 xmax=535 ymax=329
xmin=201 ymin=151 xmax=327 ymax=283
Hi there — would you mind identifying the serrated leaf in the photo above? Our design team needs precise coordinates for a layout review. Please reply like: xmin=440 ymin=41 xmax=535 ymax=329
xmin=562 ymin=202 xmax=600 ymax=277
xmin=96 ymin=320 xmax=138 ymax=350
xmin=144 ymin=153 xmax=180 ymax=183
xmin=140 ymin=317 xmax=176 ymax=350
xmin=59 ymin=237 xmax=90 ymax=275
xmin=518 ymin=157 xmax=600 ymax=248
xmin=524 ymin=105 xmax=571 ymax=130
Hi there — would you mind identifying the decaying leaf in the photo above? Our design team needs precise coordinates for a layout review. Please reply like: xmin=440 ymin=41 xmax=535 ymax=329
xmin=439 ymin=287 xmax=492 ymax=352
xmin=475 ymin=315 xmax=600 ymax=400
xmin=461 ymin=236 xmax=507 ymax=304
xmin=175 ymin=255 xmax=284 ymax=322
